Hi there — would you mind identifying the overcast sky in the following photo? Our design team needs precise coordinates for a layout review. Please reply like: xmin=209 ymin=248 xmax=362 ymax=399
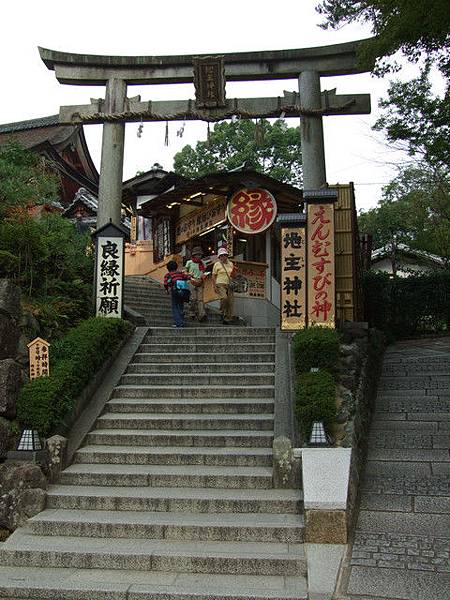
xmin=1 ymin=0 xmax=414 ymax=211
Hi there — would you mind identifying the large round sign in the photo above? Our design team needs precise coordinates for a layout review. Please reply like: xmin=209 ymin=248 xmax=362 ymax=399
xmin=227 ymin=188 xmax=277 ymax=234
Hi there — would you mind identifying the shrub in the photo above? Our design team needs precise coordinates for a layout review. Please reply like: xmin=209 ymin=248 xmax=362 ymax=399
xmin=292 ymin=326 xmax=341 ymax=375
xmin=17 ymin=317 xmax=133 ymax=436
xmin=364 ymin=270 xmax=450 ymax=338
xmin=295 ymin=370 xmax=336 ymax=438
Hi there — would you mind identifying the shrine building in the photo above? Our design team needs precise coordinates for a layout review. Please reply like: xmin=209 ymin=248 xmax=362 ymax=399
xmin=125 ymin=168 xmax=363 ymax=327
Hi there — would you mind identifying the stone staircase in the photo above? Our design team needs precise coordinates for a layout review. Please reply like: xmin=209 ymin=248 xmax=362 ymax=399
xmin=0 ymin=326 xmax=307 ymax=599
xmin=124 ymin=275 xmax=224 ymax=326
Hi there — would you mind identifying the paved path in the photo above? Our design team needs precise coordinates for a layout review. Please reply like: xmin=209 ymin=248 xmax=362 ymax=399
xmin=340 ymin=337 xmax=450 ymax=600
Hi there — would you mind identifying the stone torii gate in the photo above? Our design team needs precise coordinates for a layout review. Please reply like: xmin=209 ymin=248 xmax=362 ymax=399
xmin=39 ymin=40 xmax=372 ymax=228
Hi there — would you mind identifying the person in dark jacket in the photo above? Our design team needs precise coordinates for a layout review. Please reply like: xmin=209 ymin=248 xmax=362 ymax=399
xmin=163 ymin=260 xmax=190 ymax=328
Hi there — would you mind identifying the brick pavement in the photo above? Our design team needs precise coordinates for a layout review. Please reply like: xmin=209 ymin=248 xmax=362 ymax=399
xmin=339 ymin=337 xmax=450 ymax=600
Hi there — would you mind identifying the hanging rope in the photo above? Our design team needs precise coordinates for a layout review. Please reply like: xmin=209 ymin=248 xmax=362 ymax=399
xmin=164 ymin=121 xmax=169 ymax=146
xmin=70 ymin=99 xmax=356 ymax=124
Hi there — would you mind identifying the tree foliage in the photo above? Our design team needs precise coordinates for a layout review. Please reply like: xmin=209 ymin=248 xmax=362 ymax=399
xmin=0 ymin=142 xmax=59 ymax=216
xmin=173 ymin=119 xmax=303 ymax=187
xmin=358 ymin=166 xmax=450 ymax=270
xmin=374 ymin=66 xmax=449 ymax=168
xmin=0 ymin=143 xmax=94 ymax=337
xmin=316 ymin=0 xmax=450 ymax=75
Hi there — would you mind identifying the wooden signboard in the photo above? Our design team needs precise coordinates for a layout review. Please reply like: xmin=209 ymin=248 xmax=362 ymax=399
xmin=175 ymin=197 xmax=226 ymax=244
xmin=27 ymin=337 xmax=50 ymax=380
xmin=280 ymin=227 xmax=307 ymax=330
xmin=130 ymin=215 xmax=137 ymax=243
xmin=227 ymin=188 xmax=277 ymax=234
xmin=236 ymin=262 xmax=266 ymax=298
xmin=307 ymin=203 xmax=335 ymax=327
xmin=93 ymin=223 xmax=126 ymax=319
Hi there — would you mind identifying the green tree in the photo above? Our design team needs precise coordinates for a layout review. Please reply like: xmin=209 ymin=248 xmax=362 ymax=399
xmin=0 ymin=142 xmax=59 ymax=216
xmin=373 ymin=66 xmax=449 ymax=168
xmin=173 ymin=119 xmax=303 ymax=187
xmin=358 ymin=166 xmax=450 ymax=272
xmin=0 ymin=143 xmax=94 ymax=337
xmin=316 ymin=0 xmax=450 ymax=75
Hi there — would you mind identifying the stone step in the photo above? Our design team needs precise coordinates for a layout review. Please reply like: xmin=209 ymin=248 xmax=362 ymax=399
xmin=132 ymin=352 xmax=276 ymax=364
xmin=126 ymin=301 xmax=171 ymax=310
xmin=125 ymin=298 xmax=169 ymax=306
xmin=73 ymin=445 xmax=273 ymax=467
xmin=0 ymin=566 xmax=308 ymax=599
xmin=111 ymin=385 xmax=275 ymax=399
xmin=381 ymin=365 xmax=450 ymax=375
xmin=29 ymin=509 xmax=304 ymax=543
xmin=145 ymin=327 xmax=274 ymax=337
xmin=120 ymin=373 xmax=275 ymax=387
xmin=0 ymin=531 xmax=307 ymax=576
xmin=381 ymin=354 xmax=450 ymax=364
xmin=138 ymin=343 xmax=276 ymax=353
xmin=133 ymin=313 xmax=173 ymax=321
xmin=46 ymin=485 xmax=303 ymax=514
xmin=378 ymin=377 xmax=450 ymax=390
xmin=106 ymin=398 xmax=274 ymax=414
xmin=126 ymin=362 xmax=275 ymax=374
xmin=96 ymin=413 xmax=274 ymax=431
xmin=86 ymin=429 xmax=274 ymax=448
xmin=144 ymin=334 xmax=274 ymax=344
xmin=59 ymin=464 xmax=273 ymax=489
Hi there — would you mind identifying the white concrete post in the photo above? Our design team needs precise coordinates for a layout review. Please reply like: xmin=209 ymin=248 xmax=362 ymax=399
xmin=97 ymin=78 xmax=127 ymax=228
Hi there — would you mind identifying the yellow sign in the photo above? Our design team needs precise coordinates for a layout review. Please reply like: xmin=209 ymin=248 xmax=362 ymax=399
xmin=130 ymin=215 xmax=137 ymax=242
xmin=27 ymin=337 xmax=50 ymax=380
xmin=175 ymin=197 xmax=226 ymax=244
xmin=237 ymin=262 xmax=266 ymax=298
xmin=281 ymin=227 xmax=307 ymax=330
xmin=307 ymin=203 xmax=335 ymax=327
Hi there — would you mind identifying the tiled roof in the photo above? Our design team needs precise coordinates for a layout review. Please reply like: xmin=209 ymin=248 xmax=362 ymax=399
xmin=0 ymin=115 xmax=60 ymax=134
xmin=64 ymin=188 xmax=130 ymax=230
xmin=372 ymin=243 xmax=445 ymax=266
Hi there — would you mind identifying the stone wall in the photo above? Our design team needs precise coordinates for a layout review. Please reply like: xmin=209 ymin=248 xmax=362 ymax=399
xmin=332 ymin=324 xmax=386 ymax=533
xmin=0 ymin=279 xmax=50 ymax=537
xmin=0 ymin=279 xmax=27 ymax=458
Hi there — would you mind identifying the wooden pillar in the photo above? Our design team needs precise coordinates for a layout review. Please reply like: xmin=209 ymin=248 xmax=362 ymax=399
xmin=97 ymin=78 xmax=127 ymax=228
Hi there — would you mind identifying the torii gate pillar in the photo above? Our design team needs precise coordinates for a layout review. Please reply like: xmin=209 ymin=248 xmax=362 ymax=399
xmin=299 ymin=71 xmax=327 ymax=189
xmin=97 ymin=78 xmax=127 ymax=228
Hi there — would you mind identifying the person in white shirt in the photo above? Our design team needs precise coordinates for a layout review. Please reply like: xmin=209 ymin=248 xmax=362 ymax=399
xmin=212 ymin=247 xmax=236 ymax=324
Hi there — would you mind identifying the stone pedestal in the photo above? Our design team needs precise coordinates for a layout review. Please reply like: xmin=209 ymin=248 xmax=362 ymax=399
xmin=302 ymin=447 xmax=351 ymax=543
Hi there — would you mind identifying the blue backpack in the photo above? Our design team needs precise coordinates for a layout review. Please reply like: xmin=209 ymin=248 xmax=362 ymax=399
xmin=174 ymin=279 xmax=191 ymax=303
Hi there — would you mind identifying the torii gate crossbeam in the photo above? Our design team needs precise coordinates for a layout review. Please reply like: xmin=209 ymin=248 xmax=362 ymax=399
xmin=39 ymin=40 xmax=373 ymax=228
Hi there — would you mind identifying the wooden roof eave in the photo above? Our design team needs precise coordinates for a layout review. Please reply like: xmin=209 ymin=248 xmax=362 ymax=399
xmin=138 ymin=170 xmax=303 ymax=218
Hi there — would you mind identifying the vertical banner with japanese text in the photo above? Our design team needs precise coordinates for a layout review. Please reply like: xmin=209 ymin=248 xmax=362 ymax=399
xmin=95 ymin=236 xmax=124 ymax=318
xmin=307 ymin=203 xmax=335 ymax=327
xmin=130 ymin=216 xmax=137 ymax=243
xmin=281 ymin=227 xmax=306 ymax=330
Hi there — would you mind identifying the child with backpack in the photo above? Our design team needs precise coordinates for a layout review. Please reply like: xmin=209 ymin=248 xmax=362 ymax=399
xmin=163 ymin=260 xmax=191 ymax=328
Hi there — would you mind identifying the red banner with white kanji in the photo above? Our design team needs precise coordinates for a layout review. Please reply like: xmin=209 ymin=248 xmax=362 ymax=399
xmin=307 ymin=203 xmax=335 ymax=327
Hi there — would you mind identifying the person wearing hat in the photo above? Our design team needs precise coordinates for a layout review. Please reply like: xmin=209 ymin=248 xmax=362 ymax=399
xmin=212 ymin=246 xmax=237 ymax=324
xmin=185 ymin=246 xmax=207 ymax=322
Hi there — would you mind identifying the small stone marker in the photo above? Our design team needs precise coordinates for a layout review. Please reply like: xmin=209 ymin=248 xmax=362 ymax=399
xmin=27 ymin=337 xmax=50 ymax=380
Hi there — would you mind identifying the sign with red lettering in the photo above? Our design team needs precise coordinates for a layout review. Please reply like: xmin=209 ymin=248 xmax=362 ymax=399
xmin=227 ymin=188 xmax=277 ymax=234
xmin=307 ymin=203 xmax=335 ymax=327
